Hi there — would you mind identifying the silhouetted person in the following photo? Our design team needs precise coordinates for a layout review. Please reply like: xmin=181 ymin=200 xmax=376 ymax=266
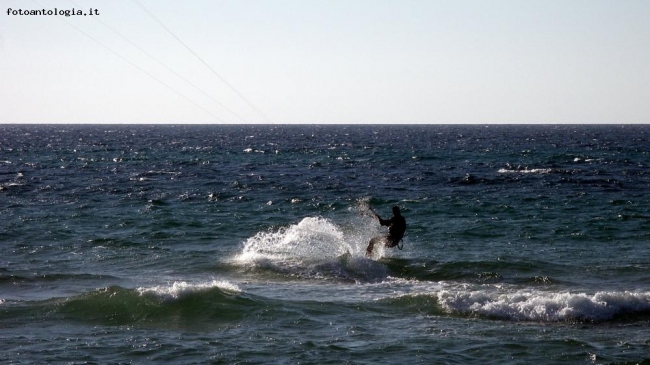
xmin=366 ymin=206 xmax=406 ymax=255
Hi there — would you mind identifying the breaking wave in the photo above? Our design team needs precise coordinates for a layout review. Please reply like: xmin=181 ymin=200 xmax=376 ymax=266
xmin=433 ymin=287 xmax=650 ymax=322
xmin=55 ymin=280 xmax=252 ymax=328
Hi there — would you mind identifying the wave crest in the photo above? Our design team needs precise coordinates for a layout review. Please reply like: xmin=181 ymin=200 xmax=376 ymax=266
xmin=436 ymin=289 xmax=650 ymax=322
xmin=136 ymin=280 xmax=240 ymax=299
xmin=57 ymin=281 xmax=249 ymax=328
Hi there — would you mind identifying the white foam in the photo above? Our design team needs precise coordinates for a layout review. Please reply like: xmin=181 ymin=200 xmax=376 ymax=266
xmin=238 ymin=217 xmax=354 ymax=263
xmin=436 ymin=288 xmax=650 ymax=322
xmin=497 ymin=168 xmax=552 ymax=174
xmin=137 ymin=280 xmax=241 ymax=299
xmin=234 ymin=215 xmax=390 ymax=282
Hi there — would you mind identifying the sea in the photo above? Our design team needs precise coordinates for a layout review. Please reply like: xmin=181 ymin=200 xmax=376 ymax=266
xmin=1 ymin=124 xmax=649 ymax=364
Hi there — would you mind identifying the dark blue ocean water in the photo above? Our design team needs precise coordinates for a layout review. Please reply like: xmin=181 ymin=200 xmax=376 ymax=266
xmin=1 ymin=124 xmax=649 ymax=364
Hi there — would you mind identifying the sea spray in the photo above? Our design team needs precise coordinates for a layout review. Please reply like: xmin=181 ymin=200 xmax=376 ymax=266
xmin=240 ymin=217 xmax=348 ymax=260
xmin=235 ymin=216 xmax=391 ymax=282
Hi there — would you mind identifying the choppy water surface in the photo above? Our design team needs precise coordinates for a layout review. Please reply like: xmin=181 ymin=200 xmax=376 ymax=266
xmin=1 ymin=125 xmax=649 ymax=364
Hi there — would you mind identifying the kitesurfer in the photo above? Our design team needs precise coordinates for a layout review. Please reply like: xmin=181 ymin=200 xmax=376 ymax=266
xmin=366 ymin=206 xmax=406 ymax=255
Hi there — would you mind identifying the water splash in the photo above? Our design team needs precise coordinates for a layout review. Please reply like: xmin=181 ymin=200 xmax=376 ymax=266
xmin=235 ymin=215 xmax=388 ymax=282
xmin=240 ymin=217 xmax=350 ymax=261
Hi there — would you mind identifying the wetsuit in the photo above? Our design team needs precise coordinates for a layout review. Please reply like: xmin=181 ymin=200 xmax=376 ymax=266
xmin=367 ymin=208 xmax=406 ymax=254
xmin=379 ymin=215 xmax=406 ymax=247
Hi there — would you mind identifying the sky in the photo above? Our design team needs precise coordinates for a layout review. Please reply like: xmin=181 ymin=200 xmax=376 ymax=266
xmin=1 ymin=0 xmax=649 ymax=124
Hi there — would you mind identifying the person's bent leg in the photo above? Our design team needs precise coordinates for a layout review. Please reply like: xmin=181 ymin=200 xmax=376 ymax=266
xmin=367 ymin=236 xmax=381 ymax=255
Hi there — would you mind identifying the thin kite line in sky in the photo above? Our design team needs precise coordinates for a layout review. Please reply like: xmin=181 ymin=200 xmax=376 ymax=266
xmin=68 ymin=0 xmax=249 ymax=123
xmin=131 ymin=0 xmax=274 ymax=124
xmin=31 ymin=0 xmax=226 ymax=123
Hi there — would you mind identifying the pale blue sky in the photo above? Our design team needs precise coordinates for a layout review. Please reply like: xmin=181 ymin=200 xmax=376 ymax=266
xmin=1 ymin=0 xmax=649 ymax=123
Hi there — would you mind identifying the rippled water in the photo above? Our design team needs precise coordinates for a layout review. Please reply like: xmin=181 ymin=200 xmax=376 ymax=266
xmin=1 ymin=124 xmax=649 ymax=364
